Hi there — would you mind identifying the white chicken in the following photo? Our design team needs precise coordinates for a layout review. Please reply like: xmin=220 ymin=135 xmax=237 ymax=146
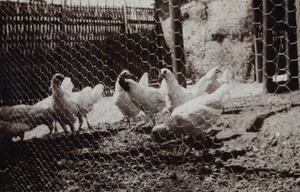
xmin=15 ymin=104 xmax=56 ymax=138
xmin=118 ymin=70 xmax=166 ymax=125
xmin=51 ymin=73 xmax=82 ymax=133
xmin=160 ymin=67 xmax=222 ymax=112
xmin=171 ymin=83 xmax=231 ymax=122
xmin=32 ymin=95 xmax=57 ymax=133
xmin=28 ymin=76 xmax=75 ymax=134
xmin=217 ymin=67 xmax=233 ymax=84
xmin=113 ymin=70 xmax=147 ymax=128
xmin=0 ymin=120 xmax=30 ymax=142
xmin=0 ymin=105 xmax=32 ymax=121
xmin=0 ymin=76 xmax=80 ymax=139
xmin=160 ymin=68 xmax=194 ymax=112
xmin=59 ymin=76 xmax=104 ymax=129
xmin=191 ymin=67 xmax=222 ymax=96
xmin=0 ymin=99 xmax=56 ymax=139
xmin=69 ymin=83 xmax=104 ymax=129
xmin=152 ymin=83 xmax=231 ymax=162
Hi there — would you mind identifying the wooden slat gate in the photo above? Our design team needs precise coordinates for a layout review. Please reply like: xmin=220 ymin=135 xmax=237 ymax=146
xmin=0 ymin=1 xmax=171 ymax=106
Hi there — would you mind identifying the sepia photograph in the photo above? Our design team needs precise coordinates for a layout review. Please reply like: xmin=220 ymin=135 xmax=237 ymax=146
xmin=1 ymin=0 xmax=300 ymax=191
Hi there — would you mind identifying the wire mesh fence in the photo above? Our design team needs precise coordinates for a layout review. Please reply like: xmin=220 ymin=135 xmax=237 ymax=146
xmin=253 ymin=0 xmax=298 ymax=93
xmin=0 ymin=0 xmax=171 ymax=105
xmin=1 ymin=0 xmax=300 ymax=191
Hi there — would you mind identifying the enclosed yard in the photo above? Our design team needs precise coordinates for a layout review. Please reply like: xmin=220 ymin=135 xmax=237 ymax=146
xmin=1 ymin=0 xmax=300 ymax=191
xmin=2 ymin=83 xmax=300 ymax=191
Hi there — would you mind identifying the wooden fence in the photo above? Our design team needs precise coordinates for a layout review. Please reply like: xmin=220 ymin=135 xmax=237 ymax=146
xmin=0 ymin=1 xmax=172 ymax=105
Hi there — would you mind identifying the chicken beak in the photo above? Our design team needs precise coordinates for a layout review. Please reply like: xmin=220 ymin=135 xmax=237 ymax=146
xmin=51 ymin=73 xmax=65 ymax=87
xmin=130 ymin=74 xmax=138 ymax=81
xmin=55 ymin=73 xmax=65 ymax=81
xmin=158 ymin=73 xmax=164 ymax=82
xmin=122 ymin=71 xmax=137 ymax=81
xmin=158 ymin=69 xmax=167 ymax=80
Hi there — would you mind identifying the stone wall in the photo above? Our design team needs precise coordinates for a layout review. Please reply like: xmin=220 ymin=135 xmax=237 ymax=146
xmin=156 ymin=0 xmax=254 ymax=82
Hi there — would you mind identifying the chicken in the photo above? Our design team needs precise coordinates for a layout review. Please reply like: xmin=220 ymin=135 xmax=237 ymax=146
xmin=0 ymin=120 xmax=30 ymax=142
xmin=58 ymin=75 xmax=104 ymax=130
xmin=14 ymin=105 xmax=56 ymax=138
xmin=0 ymin=105 xmax=32 ymax=121
xmin=26 ymin=76 xmax=76 ymax=134
xmin=0 ymin=99 xmax=56 ymax=140
xmin=160 ymin=67 xmax=222 ymax=112
xmin=16 ymin=77 xmax=76 ymax=134
xmin=217 ymin=67 xmax=233 ymax=84
xmin=69 ymin=83 xmax=104 ymax=129
xmin=118 ymin=70 xmax=166 ymax=125
xmin=170 ymin=83 xmax=231 ymax=124
xmin=152 ymin=83 xmax=231 ymax=162
xmin=113 ymin=70 xmax=146 ymax=128
xmin=160 ymin=68 xmax=194 ymax=112
xmin=33 ymin=96 xmax=57 ymax=133
xmin=191 ymin=67 xmax=222 ymax=96
xmin=0 ymin=76 xmax=77 ymax=139
xmin=51 ymin=73 xmax=82 ymax=133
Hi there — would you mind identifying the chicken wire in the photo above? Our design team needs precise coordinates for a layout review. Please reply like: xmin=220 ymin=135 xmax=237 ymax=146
xmin=1 ymin=0 xmax=300 ymax=191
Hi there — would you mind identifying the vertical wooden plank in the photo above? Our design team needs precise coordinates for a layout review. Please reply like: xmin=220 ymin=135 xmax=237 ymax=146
xmin=61 ymin=0 xmax=67 ymax=74
xmin=95 ymin=5 xmax=98 ymax=43
xmin=121 ymin=5 xmax=127 ymax=69
xmin=252 ymin=0 xmax=263 ymax=83
xmin=44 ymin=1 xmax=49 ymax=95
xmin=4 ymin=3 xmax=8 ymax=54
xmin=76 ymin=5 xmax=79 ymax=44
xmin=296 ymin=0 xmax=300 ymax=90
xmin=0 ymin=2 xmax=4 ymax=54
xmin=43 ymin=2 xmax=47 ymax=84
xmin=38 ymin=1 xmax=42 ymax=83
xmin=285 ymin=0 xmax=290 ymax=85
xmin=262 ymin=0 xmax=277 ymax=93
xmin=154 ymin=5 xmax=163 ymax=78
xmin=262 ymin=0 xmax=269 ymax=93
xmin=55 ymin=2 xmax=60 ymax=69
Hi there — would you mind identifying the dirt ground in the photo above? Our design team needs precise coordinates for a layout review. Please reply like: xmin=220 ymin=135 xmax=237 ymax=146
xmin=1 ymin=82 xmax=300 ymax=191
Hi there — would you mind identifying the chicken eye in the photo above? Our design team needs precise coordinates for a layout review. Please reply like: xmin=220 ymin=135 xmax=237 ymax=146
xmin=122 ymin=72 xmax=130 ymax=78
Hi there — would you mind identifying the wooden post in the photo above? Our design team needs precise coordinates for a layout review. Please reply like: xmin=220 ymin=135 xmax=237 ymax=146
xmin=262 ymin=0 xmax=268 ymax=92
xmin=286 ymin=0 xmax=299 ymax=91
xmin=252 ymin=0 xmax=263 ymax=83
xmin=154 ymin=5 xmax=163 ymax=75
xmin=169 ymin=0 xmax=186 ymax=87
xmin=59 ymin=0 xmax=67 ymax=73
xmin=285 ymin=0 xmax=290 ymax=77
xmin=121 ymin=5 xmax=128 ymax=70
xmin=295 ymin=0 xmax=300 ymax=90
xmin=262 ymin=0 xmax=275 ymax=93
